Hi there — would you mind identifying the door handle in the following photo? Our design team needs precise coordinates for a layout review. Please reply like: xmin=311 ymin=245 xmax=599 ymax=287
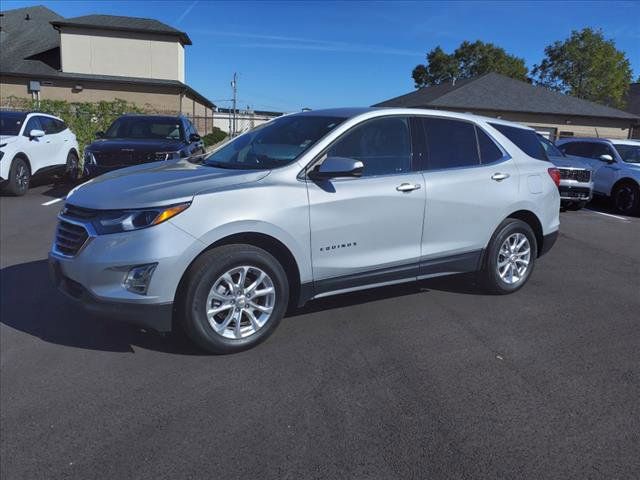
xmin=396 ymin=183 xmax=421 ymax=192
xmin=491 ymin=172 xmax=510 ymax=182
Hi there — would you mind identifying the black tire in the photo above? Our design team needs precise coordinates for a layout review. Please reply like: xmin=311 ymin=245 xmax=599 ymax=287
xmin=3 ymin=156 xmax=30 ymax=196
xmin=612 ymin=182 xmax=640 ymax=216
xmin=479 ymin=218 xmax=538 ymax=294
xmin=179 ymin=244 xmax=289 ymax=354
xmin=65 ymin=150 xmax=80 ymax=181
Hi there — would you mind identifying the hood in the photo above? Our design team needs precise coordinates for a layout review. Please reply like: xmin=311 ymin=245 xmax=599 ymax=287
xmin=66 ymin=159 xmax=270 ymax=210
xmin=0 ymin=135 xmax=20 ymax=145
xmin=87 ymin=138 xmax=184 ymax=153
xmin=547 ymin=154 xmax=591 ymax=170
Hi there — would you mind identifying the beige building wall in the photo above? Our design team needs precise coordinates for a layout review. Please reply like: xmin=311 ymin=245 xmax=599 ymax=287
xmin=1 ymin=76 xmax=182 ymax=112
xmin=440 ymin=108 xmax=633 ymax=140
xmin=60 ymin=27 xmax=185 ymax=82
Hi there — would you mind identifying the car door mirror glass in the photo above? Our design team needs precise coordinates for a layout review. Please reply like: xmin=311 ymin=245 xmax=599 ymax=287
xmin=309 ymin=156 xmax=364 ymax=180
xmin=29 ymin=129 xmax=45 ymax=138
xmin=599 ymin=154 xmax=614 ymax=163
xmin=95 ymin=131 xmax=104 ymax=139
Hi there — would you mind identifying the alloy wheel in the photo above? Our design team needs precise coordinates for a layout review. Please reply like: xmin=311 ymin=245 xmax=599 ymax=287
xmin=497 ymin=233 xmax=531 ymax=285
xmin=205 ymin=266 xmax=276 ymax=339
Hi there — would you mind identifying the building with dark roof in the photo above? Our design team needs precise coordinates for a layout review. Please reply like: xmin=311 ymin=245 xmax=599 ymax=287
xmin=0 ymin=5 xmax=215 ymax=123
xmin=374 ymin=72 xmax=639 ymax=140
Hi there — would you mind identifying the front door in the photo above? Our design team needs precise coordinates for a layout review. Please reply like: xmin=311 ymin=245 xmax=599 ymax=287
xmin=306 ymin=116 xmax=425 ymax=294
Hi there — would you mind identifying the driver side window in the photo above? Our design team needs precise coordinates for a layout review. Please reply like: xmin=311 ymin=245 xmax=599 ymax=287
xmin=327 ymin=117 xmax=411 ymax=177
xmin=22 ymin=116 xmax=43 ymax=137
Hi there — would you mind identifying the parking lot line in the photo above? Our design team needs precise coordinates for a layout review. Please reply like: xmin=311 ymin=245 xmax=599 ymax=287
xmin=41 ymin=198 xmax=64 ymax=206
xmin=584 ymin=209 xmax=631 ymax=222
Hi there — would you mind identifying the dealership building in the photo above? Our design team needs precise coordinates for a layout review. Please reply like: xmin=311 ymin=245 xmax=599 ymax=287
xmin=375 ymin=73 xmax=639 ymax=140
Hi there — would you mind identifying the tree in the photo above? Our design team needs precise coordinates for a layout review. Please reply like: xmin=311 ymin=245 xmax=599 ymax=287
xmin=412 ymin=40 xmax=528 ymax=88
xmin=533 ymin=28 xmax=632 ymax=108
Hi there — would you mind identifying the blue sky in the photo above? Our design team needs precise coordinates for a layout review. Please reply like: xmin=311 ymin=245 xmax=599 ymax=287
xmin=4 ymin=1 xmax=640 ymax=112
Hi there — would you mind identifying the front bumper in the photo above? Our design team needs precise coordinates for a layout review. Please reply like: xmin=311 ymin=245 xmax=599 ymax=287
xmin=49 ymin=255 xmax=174 ymax=331
xmin=49 ymin=215 xmax=204 ymax=332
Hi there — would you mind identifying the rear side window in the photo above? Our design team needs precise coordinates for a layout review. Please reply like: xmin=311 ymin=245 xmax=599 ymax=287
xmin=423 ymin=118 xmax=480 ymax=170
xmin=490 ymin=123 xmax=548 ymax=161
xmin=476 ymin=127 xmax=504 ymax=164
xmin=328 ymin=116 xmax=411 ymax=177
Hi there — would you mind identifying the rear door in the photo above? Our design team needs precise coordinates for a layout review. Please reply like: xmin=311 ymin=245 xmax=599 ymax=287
xmin=417 ymin=117 xmax=519 ymax=275
xmin=307 ymin=116 xmax=425 ymax=292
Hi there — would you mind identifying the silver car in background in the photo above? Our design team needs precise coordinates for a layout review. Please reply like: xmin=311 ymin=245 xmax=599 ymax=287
xmin=538 ymin=134 xmax=593 ymax=210
xmin=556 ymin=138 xmax=640 ymax=215
xmin=49 ymin=108 xmax=560 ymax=354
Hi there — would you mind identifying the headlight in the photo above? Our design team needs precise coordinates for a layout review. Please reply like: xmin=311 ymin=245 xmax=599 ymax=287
xmin=154 ymin=151 xmax=181 ymax=161
xmin=92 ymin=202 xmax=190 ymax=234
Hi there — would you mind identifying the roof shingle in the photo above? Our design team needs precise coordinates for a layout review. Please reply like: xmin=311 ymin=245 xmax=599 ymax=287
xmin=374 ymin=73 xmax=638 ymax=121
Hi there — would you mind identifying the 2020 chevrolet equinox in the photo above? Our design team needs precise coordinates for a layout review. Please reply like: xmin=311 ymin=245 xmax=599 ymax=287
xmin=49 ymin=108 xmax=560 ymax=354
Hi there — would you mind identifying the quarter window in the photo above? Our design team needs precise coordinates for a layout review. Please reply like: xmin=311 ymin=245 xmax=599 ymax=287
xmin=476 ymin=127 xmax=504 ymax=164
xmin=422 ymin=118 xmax=480 ymax=170
xmin=327 ymin=117 xmax=411 ymax=177
xmin=490 ymin=123 xmax=548 ymax=161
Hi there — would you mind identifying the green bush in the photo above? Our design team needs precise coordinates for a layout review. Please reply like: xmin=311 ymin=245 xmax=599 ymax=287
xmin=202 ymin=127 xmax=227 ymax=147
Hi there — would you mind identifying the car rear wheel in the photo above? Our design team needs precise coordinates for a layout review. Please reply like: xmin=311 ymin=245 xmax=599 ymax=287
xmin=480 ymin=219 xmax=537 ymax=294
xmin=3 ymin=157 xmax=30 ymax=196
xmin=612 ymin=182 xmax=640 ymax=215
xmin=179 ymin=244 xmax=289 ymax=354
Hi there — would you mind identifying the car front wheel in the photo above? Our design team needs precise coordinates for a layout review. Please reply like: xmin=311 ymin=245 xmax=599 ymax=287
xmin=612 ymin=182 xmax=640 ymax=216
xmin=3 ymin=157 xmax=30 ymax=196
xmin=180 ymin=244 xmax=289 ymax=354
xmin=480 ymin=219 xmax=537 ymax=294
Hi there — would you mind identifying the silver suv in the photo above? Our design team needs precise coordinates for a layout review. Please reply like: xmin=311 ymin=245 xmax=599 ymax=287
xmin=49 ymin=108 xmax=560 ymax=354
xmin=556 ymin=138 xmax=640 ymax=215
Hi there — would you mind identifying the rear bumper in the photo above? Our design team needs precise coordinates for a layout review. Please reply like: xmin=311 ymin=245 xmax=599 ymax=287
xmin=49 ymin=254 xmax=174 ymax=332
xmin=539 ymin=230 xmax=559 ymax=257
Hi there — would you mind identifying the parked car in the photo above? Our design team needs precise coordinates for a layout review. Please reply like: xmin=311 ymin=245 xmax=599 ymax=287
xmin=537 ymin=134 xmax=593 ymax=210
xmin=0 ymin=110 xmax=79 ymax=195
xmin=49 ymin=108 xmax=560 ymax=354
xmin=556 ymin=138 xmax=640 ymax=215
xmin=83 ymin=114 xmax=205 ymax=177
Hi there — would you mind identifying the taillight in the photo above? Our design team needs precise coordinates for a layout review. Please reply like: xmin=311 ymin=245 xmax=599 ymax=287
xmin=548 ymin=167 xmax=561 ymax=187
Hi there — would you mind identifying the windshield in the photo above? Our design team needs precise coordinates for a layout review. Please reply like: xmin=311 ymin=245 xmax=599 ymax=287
xmin=105 ymin=117 xmax=183 ymax=140
xmin=203 ymin=115 xmax=345 ymax=170
xmin=0 ymin=112 xmax=27 ymax=136
xmin=538 ymin=135 xmax=563 ymax=157
xmin=613 ymin=144 xmax=640 ymax=164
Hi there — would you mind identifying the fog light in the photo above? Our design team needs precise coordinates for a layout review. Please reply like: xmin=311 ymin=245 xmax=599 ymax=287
xmin=123 ymin=263 xmax=157 ymax=295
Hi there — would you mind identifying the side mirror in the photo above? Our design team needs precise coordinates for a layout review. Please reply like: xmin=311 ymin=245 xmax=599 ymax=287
xmin=189 ymin=133 xmax=201 ymax=142
xmin=308 ymin=156 xmax=364 ymax=180
xmin=95 ymin=131 xmax=104 ymax=139
xmin=29 ymin=129 xmax=45 ymax=138
xmin=599 ymin=154 xmax=614 ymax=163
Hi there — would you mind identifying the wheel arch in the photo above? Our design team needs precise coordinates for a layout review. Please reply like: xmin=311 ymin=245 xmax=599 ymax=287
xmin=611 ymin=176 xmax=640 ymax=195
xmin=504 ymin=209 xmax=544 ymax=257
xmin=12 ymin=152 xmax=32 ymax=173
xmin=174 ymin=231 xmax=304 ymax=318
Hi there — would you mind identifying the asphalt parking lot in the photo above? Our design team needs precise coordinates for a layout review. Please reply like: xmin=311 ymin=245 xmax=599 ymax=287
xmin=1 ymin=185 xmax=639 ymax=480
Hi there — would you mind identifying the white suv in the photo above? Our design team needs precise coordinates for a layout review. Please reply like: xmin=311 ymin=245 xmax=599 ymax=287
xmin=50 ymin=108 xmax=560 ymax=354
xmin=0 ymin=111 xmax=80 ymax=195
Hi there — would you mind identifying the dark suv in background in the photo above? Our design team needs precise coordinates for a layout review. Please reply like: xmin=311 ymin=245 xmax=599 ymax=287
xmin=83 ymin=114 xmax=205 ymax=177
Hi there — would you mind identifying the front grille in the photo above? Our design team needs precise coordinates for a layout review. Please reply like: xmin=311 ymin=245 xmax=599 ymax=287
xmin=55 ymin=220 xmax=89 ymax=257
xmin=62 ymin=204 xmax=99 ymax=220
xmin=559 ymin=168 xmax=591 ymax=183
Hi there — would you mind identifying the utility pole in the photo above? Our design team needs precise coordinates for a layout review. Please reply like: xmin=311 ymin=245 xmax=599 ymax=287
xmin=231 ymin=72 xmax=238 ymax=136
